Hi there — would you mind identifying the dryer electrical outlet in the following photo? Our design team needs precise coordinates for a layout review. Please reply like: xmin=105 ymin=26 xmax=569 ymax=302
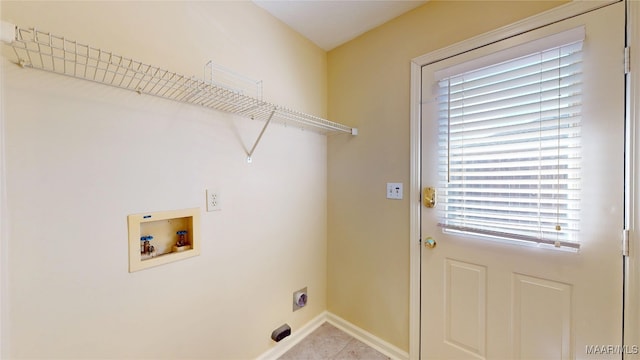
xmin=293 ymin=287 xmax=308 ymax=311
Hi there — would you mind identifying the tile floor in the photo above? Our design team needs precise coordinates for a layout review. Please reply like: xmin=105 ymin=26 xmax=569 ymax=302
xmin=278 ymin=322 xmax=391 ymax=360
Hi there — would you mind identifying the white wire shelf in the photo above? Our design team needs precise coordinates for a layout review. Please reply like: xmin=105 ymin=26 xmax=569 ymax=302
xmin=1 ymin=22 xmax=357 ymax=161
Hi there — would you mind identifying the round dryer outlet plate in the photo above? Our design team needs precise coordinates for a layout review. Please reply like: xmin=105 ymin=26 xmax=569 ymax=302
xmin=292 ymin=287 xmax=308 ymax=311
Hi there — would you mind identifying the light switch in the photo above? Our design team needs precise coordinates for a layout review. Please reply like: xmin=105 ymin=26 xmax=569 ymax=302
xmin=386 ymin=182 xmax=403 ymax=200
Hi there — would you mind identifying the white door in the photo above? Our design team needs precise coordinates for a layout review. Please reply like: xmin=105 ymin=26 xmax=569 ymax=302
xmin=421 ymin=3 xmax=625 ymax=359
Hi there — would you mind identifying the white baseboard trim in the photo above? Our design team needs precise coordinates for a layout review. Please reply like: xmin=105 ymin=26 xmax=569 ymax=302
xmin=255 ymin=311 xmax=327 ymax=360
xmin=255 ymin=311 xmax=409 ymax=360
xmin=325 ymin=313 xmax=409 ymax=360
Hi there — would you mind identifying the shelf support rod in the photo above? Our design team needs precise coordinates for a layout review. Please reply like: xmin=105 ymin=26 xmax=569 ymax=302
xmin=247 ymin=107 xmax=277 ymax=163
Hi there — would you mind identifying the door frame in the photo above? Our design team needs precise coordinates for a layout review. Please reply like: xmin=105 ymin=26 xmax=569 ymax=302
xmin=408 ymin=1 xmax=625 ymax=358
xmin=625 ymin=0 xmax=640 ymax=357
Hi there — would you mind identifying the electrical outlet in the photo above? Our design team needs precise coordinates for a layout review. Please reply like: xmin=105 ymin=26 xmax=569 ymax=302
xmin=206 ymin=189 xmax=221 ymax=211
xmin=293 ymin=287 xmax=308 ymax=311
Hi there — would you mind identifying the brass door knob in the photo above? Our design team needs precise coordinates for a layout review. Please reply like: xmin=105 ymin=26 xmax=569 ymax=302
xmin=425 ymin=238 xmax=437 ymax=249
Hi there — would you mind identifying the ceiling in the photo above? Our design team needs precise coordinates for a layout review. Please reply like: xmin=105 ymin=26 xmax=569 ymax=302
xmin=253 ymin=0 xmax=428 ymax=51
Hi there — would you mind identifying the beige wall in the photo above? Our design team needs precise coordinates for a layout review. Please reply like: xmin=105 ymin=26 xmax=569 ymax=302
xmin=326 ymin=0 xmax=568 ymax=351
xmin=1 ymin=1 xmax=328 ymax=358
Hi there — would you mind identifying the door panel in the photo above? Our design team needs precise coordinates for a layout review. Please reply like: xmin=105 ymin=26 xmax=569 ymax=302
xmin=421 ymin=3 xmax=625 ymax=359
xmin=512 ymin=274 xmax=572 ymax=359
xmin=444 ymin=259 xmax=487 ymax=357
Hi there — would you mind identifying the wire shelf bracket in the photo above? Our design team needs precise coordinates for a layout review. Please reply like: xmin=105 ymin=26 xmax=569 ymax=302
xmin=0 ymin=22 xmax=358 ymax=162
xmin=247 ymin=107 xmax=276 ymax=163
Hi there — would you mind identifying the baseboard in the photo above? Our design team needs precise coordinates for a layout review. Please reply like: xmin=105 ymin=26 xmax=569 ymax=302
xmin=255 ymin=311 xmax=327 ymax=360
xmin=255 ymin=311 xmax=410 ymax=360
xmin=325 ymin=313 xmax=409 ymax=360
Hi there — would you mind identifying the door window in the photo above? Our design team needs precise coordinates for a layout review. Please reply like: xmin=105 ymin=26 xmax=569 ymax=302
xmin=435 ymin=27 xmax=584 ymax=250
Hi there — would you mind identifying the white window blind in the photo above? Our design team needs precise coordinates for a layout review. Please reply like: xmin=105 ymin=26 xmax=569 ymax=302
xmin=436 ymin=29 xmax=584 ymax=250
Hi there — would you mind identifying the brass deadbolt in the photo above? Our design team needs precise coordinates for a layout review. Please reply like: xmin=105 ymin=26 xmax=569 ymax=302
xmin=424 ymin=187 xmax=436 ymax=208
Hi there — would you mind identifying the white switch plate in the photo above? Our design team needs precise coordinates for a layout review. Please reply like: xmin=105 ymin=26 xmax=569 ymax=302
xmin=386 ymin=183 xmax=403 ymax=200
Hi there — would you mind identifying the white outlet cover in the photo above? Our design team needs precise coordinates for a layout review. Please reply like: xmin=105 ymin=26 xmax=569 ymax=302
xmin=386 ymin=182 xmax=403 ymax=200
xmin=206 ymin=189 xmax=221 ymax=211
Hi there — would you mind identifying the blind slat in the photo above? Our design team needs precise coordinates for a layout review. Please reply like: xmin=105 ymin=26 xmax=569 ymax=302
xmin=445 ymin=69 xmax=582 ymax=105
